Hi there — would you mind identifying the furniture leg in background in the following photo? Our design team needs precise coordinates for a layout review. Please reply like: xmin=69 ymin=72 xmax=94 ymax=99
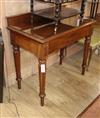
xmin=0 ymin=30 xmax=4 ymax=103
xmin=59 ymin=48 xmax=65 ymax=65
xmin=82 ymin=37 xmax=91 ymax=75
xmin=90 ymin=0 xmax=99 ymax=19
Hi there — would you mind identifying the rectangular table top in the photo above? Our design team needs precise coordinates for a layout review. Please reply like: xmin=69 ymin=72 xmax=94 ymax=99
xmin=7 ymin=13 xmax=95 ymax=44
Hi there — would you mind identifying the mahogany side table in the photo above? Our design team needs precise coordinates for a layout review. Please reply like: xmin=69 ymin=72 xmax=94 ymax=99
xmin=7 ymin=13 xmax=95 ymax=106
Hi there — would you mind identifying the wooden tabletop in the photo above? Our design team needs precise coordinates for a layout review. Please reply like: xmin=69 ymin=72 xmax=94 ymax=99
xmin=35 ymin=6 xmax=80 ymax=20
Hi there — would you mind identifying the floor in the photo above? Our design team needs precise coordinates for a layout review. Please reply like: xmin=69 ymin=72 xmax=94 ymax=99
xmin=0 ymin=49 xmax=100 ymax=118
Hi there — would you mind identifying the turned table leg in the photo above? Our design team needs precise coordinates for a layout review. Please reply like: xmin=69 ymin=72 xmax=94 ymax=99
xmin=79 ymin=0 xmax=87 ymax=24
xmin=82 ymin=37 xmax=91 ymax=75
xmin=38 ymin=59 xmax=46 ymax=106
xmin=13 ymin=45 xmax=22 ymax=89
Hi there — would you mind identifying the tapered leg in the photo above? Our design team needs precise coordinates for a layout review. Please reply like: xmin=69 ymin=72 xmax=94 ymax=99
xmin=90 ymin=2 xmax=95 ymax=18
xmin=38 ymin=59 xmax=46 ymax=106
xmin=59 ymin=48 xmax=65 ymax=65
xmin=13 ymin=45 xmax=22 ymax=89
xmin=94 ymin=2 xmax=99 ymax=19
xmin=82 ymin=37 xmax=91 ymax=75
xmin=87 ymin=46 xmax=92 ymax=71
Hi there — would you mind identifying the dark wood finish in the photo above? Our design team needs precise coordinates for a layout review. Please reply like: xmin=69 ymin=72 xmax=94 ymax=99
xmin=90 ymin=0 xmax=99 ymax=19
xmin=13 ymin=45 xmax=22 ymax=89
xmin=59 ymin=48 xmax=65 ymax=65
xmin=82 ymin=37 xmax=91 ymax=75
xmin=30 ymin=0 xmax=34 ymax=26
xmin=32 ymin=0 xmax=86 ymax=30
xmin=79 ymin=0 xmax=87 ymax=24
xmin=0 ymin=29 xmax=4 ymax=103
xmin=34 ymin=7 xmax=80 ymax=21
xmin=36 ymin=0 xmax=78 ymax=4
xmin=7 ymin=13 xmax=53 ymax=30
xmin=39 ymin=59 xmax=46 ymax=106
xmin=87 ymin=46 xmax=92 ymax=70
xmin=7 ymin=13 xmax=95 ymax=106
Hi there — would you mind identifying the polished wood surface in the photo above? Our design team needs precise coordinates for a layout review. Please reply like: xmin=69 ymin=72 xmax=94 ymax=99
xmin=36 ymin=0 xmax=78 ymax=3
xmin=7 ymin=13 xmax=95 ymax=106
xmin=34 ymin=6 xmax=80 ymax=20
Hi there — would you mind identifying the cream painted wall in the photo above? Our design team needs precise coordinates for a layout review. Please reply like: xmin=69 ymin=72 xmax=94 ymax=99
xmin=1 ymin=0 xmax=31 ymax=85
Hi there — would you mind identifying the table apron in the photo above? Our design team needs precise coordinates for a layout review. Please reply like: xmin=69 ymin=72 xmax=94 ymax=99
xmin=48 ymin=26 xmax=93 ymax=53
